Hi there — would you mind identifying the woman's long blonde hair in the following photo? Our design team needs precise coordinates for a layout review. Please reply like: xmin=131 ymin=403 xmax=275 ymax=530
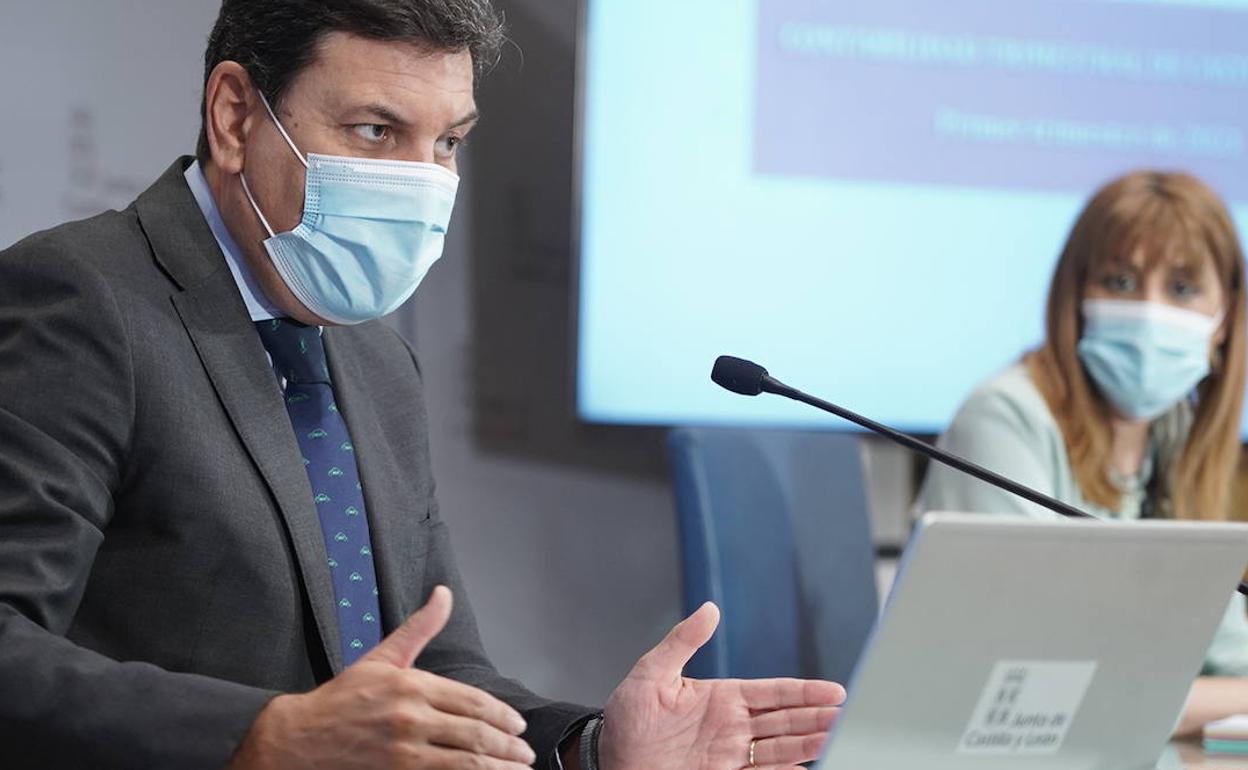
xmin=1025 ymin=171 xmax=1246 ymax=520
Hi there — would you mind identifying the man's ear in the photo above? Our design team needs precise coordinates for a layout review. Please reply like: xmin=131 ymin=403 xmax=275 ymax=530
xmin=203 ymin=61 xmax=259 ymax=175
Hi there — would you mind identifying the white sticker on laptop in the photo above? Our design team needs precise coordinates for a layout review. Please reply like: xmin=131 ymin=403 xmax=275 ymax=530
xmin=957 ymin=660 xmax=1096 ymax=755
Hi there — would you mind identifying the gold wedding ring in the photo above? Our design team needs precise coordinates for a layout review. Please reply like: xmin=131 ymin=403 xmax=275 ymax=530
xmin=748 ymin=738 xmax=758 ymax=767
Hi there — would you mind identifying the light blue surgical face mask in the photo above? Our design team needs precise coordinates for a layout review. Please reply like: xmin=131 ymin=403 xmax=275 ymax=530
xmin=240 ymin=93 xmax=459 ymax=325
xmin=1077 ymin=298 xmax=1222 ymax=421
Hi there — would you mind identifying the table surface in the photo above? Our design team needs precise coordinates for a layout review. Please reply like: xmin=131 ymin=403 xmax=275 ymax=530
xmin=1165 ymin=740 xmax=1248 ymax=769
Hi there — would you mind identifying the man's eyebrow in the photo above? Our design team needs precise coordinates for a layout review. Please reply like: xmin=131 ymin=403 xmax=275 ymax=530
xmin=357 ymin=103 xmax=412 ymax=127
xmin=352 ymin=105 xmax=479 ymax=132
xmin=448 ymin=109 xmax=480 ymax=130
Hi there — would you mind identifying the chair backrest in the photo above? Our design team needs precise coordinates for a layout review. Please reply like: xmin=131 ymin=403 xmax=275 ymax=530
xmin=667 ymin=426 xmax=879 ymax=684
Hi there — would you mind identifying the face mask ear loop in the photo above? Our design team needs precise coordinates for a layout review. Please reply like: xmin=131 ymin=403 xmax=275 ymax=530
xmin=257 ymin=90 xmax=309 ymax=169
xmin=240 ymin=89 xmax=307 ymax=238
xmin=239 ymin=173 xmax=277 ymax=238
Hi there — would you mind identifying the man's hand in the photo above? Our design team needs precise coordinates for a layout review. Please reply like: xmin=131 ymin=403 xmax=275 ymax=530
xmin=599 ymin=603 xmax=846 ymax=770
xmin=228 ymin=586 xmax=536 ymax=770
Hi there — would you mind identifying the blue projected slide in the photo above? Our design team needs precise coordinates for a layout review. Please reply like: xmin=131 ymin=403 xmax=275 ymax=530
xmin=576 ymin=0 xmax=1248 ymax=432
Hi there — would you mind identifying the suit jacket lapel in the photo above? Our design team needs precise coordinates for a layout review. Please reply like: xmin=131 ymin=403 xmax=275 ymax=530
xmin=135 ymin=158 xmax=344 ymax=674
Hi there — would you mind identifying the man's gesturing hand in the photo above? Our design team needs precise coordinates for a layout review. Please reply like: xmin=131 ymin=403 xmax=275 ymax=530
xmin=599 ymin=603 xmax=847 ymax=770
xmin=229 ymin=586 xmax=536 ymax=770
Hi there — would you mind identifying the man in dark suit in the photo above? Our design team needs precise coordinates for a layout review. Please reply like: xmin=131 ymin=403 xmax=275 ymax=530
xmin=0 ymin=2 xmax=845 ymax=768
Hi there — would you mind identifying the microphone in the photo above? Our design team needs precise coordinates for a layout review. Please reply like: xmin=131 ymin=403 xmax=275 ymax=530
xmin=710 ymin=356 xmax=773 ymax=396
xmin=710 ymin=355 xmax=1248 ymax=597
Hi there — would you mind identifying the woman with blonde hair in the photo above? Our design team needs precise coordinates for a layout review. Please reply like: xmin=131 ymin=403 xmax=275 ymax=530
xmin=917 ymin=170 xmax=1248 ymax=735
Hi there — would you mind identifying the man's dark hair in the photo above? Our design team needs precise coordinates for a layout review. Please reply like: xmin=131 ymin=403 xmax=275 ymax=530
xmin=196 ymin=0 xmax=505 ymax=161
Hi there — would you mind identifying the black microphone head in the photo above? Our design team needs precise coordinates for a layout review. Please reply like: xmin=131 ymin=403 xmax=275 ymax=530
xmin=711 ymin=356 xmax=769 ymax=396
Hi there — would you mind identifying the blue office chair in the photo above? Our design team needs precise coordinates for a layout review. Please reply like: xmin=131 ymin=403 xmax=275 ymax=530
xmin=667 ymin=427 xmax=879 ymax=684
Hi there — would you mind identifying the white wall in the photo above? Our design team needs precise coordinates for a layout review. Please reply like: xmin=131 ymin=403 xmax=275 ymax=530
xmin=0 ymin=1 xmax=217 ymax=246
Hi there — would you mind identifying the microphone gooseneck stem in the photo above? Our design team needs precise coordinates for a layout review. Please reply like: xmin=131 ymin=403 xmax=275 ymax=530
xmin=760 ymin=375 xmax=1248 ymax=598
xmin=764 ymin=376 xmax=1092 ymax=521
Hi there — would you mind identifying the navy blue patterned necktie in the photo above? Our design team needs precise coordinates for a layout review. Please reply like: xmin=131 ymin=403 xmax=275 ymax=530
xmin=255 ymin=318 xmax=382 ymax=666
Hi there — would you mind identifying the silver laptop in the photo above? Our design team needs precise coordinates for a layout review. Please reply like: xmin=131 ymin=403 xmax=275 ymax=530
xmin=814 ymin=513 xmax=1248 ymax=770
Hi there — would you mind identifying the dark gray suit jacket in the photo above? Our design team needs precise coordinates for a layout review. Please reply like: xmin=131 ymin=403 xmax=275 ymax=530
xmin=0 ymin=158 xmax=594 ymax=768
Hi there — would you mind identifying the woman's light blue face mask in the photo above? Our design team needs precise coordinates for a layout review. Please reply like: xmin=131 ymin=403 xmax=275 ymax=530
xmin=240 ymin=93 xmax=459 ymax=325
xmin=1077 ymin=298 xmax=1223 ymax=421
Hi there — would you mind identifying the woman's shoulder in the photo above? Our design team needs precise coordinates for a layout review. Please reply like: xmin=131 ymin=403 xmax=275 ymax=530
xmin=920 ymin=361 xmax=1073 ymax=518
xmin=949 ymin=362 xmax=1060 ymax=442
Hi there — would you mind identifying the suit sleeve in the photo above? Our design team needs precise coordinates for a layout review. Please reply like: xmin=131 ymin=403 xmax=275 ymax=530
xmin=0 ymin=236 xmax=276 ymax=770
xmin=396 ymin=338 xmax=599 ymax=768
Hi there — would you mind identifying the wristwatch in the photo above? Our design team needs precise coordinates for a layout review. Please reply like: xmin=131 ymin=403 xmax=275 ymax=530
xmin=578 ymin=715 xmax=604 ymax=770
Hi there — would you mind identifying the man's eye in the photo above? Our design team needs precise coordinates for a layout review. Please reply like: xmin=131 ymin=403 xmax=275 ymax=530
xmin=435 ymin=135 xmax=464 ymax=157
xmin=351 ymin=124 xmax=390 ymax=143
